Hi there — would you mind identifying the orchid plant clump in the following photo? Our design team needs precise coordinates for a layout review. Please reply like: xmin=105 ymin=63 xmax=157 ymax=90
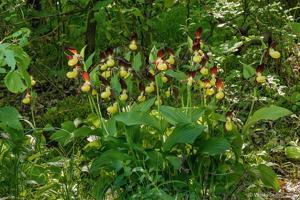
xmin=23 ymin=27 xmax=289 ymax=199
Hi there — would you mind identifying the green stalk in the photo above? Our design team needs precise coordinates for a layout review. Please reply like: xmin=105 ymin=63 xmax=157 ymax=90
xmin=247 ymin=87 xmax=257 ymax=119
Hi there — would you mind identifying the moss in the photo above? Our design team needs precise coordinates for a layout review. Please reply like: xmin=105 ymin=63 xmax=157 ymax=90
xmin=40 ymin=96 xmax=90 ymax=127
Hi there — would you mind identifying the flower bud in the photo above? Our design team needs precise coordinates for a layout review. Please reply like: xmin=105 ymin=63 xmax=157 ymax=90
xmin=165 ymin=90 xmax=171 ymax=97
xmin=161 ymin=75 xmax=168 ymax=83
xmin=187 ymin=77 xmax=193 ymax=86
xmin=225 ymin=120 xmax=233 ymax=131
xmin=155 ymin=98 xmax=162 ymax=106
xmin=92 ymin=89 xmax=97 ymax=96
xmin=30 ymin=76 xmax=36 ymax=86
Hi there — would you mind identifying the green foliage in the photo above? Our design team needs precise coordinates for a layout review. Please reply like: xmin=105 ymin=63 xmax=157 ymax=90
xmin=1 ymin=0 xmax=299 ymax=199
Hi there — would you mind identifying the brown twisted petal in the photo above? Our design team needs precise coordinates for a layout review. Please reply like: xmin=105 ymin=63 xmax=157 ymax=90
xmin=256 ymin=64 xmax=265 ymax=73
xmin=65 ymin=47 xmax=78 ymax=55
xmin=118 ymin=58 xmax=131 ymax=68
xmin=216 ymin=78 xmax=224 ymax=89
xmin=157 ymin=49 xmax=165 ymax=58
xmin=99 ymin=76 xmax=110 ymax=86
xmin=188 ymin=70 xmax=197 ymax=78
xmin=195 ymin=27 xmax=203 ymax=39
xmin=166 ymin=47 xmax=174 ymax=55
xmin=66 ymin=55 xmax=73 ymax=60
xmin=105 ymin=48 xmax=114 ymax=56
xmin=210 ymin=66 xmax=218 ymax=76
xmin=119 ymin=78 xmax=127 ymax=89
xmin=130 ymin=33 xmax=138 ymax=41
xmin=99 ymin=51 xmax=107 ymax=60
xmin=139 ymin=83 xmax=145 ymax=91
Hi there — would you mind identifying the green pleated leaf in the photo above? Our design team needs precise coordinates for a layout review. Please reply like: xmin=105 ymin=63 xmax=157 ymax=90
xmin=163 ymin=123 xmax=204 ymax=151
xmin=115 ymin=111 xmax=161 ymax=130
xmin=131 ymin=97 xmax=156 ymax=112
xmin=0 ymin=106 xmax=23 ymax=131
xmin=91 ymin=149 xmax=130 ymax=172
xmin=199 ymin=137 xmax=230 ymax=155
xmin=243 ymin=105 xmax=292 ymax=134
xmin=256 ymin=164 xmax=280 ymax=192
xmin=160 ymin=106 xmax=190 ymax=125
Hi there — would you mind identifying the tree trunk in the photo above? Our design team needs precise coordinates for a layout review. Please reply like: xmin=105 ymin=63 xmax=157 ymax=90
xmin=85 ymin=0 xmax=98 ymax=56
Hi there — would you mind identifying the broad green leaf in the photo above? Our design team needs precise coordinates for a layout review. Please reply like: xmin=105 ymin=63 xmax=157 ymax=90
xmin=91 ymin=149 xmax=130 ymax=172
xmin=285 ymin=146 xmax=300 ymax=160
xmin=243 ymin=105 xmax=292 ymax=133
xmin=0 ymin=106 xmax=23 ymax=131
xmin=198 ymin=138 xmax=230 ymax=155
xmin=291 ymin=22 xmax=300 ymax=37
xmin=80 ymin=45 xmax=87 ymax=59
xmin=50 ymin=121 xmax=76 ymax=145
xmin=160 ymin=106 xmax=190 ymax=125
xmin=164 ymin=0 xmax=175 ymax=8
xmin=165 ymin=70 xmax=187 ymax=81
xmin=115 ymin=111 xmax=161 ymax=130
xmin=110 ymin=75 xmax=122 ymax=94
xmin=4 ymin=49 xmax=16 ymax=69
xmin=72 ymin=126 xmax=93 ymax=138
xmin=133 ymin=52 xmax=142 ymax=71
xmin=12 ymin=46 xmax=30 ymax=69
xmin=256 ymin=164 xmax=279 ymax=191
xmin=4 ymin=70 xmax=27 ymax=93
xmin=163 ymin=123 xmax=204 ymax=151
xmin=149 ymin=45 xmax=157 ymax=63
xmin=84 ymin=52 xmax=95 ymax=71
xmin=131 ymin=97 xmax=156 ymax=112
xmin=166 ymin=156 xmax=181 ymax=169
xmin=241 ymin=62 xmax=256 ymax=79
xmin=146 ymin=151 xmax=164 ymax=170
xmin=124 ymin=51 xmax=131 ymax=61
xmin=105 ymin=117 xmax=117 ymax=136
xmin=187 ymin=36 xmax=193 ymax=52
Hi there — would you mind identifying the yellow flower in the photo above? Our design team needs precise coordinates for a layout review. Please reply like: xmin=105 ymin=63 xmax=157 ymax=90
xmin=166 ymin=55 xmax=175 ymax=65
xmin=269 ymin=48 xmax=281 ymax=59
xmin=129 ymin=41 xmax=138 ymax=51
xmin=68 ymin=57 xmax=78 ymax=67
xmin=205 ymin=88 xmax=215 ymax=96
xmin=193 ymin=53 xmax=202 ymax=63
xmin=107 ymin=103 xmax=118 ymax=114
xmin=216 ymin=90 xmax=224 ymax=100
xmin=119 ymin=90 xmax=128 ymax=102
xmin=81 ymin=81 xmax=91 ymax=92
